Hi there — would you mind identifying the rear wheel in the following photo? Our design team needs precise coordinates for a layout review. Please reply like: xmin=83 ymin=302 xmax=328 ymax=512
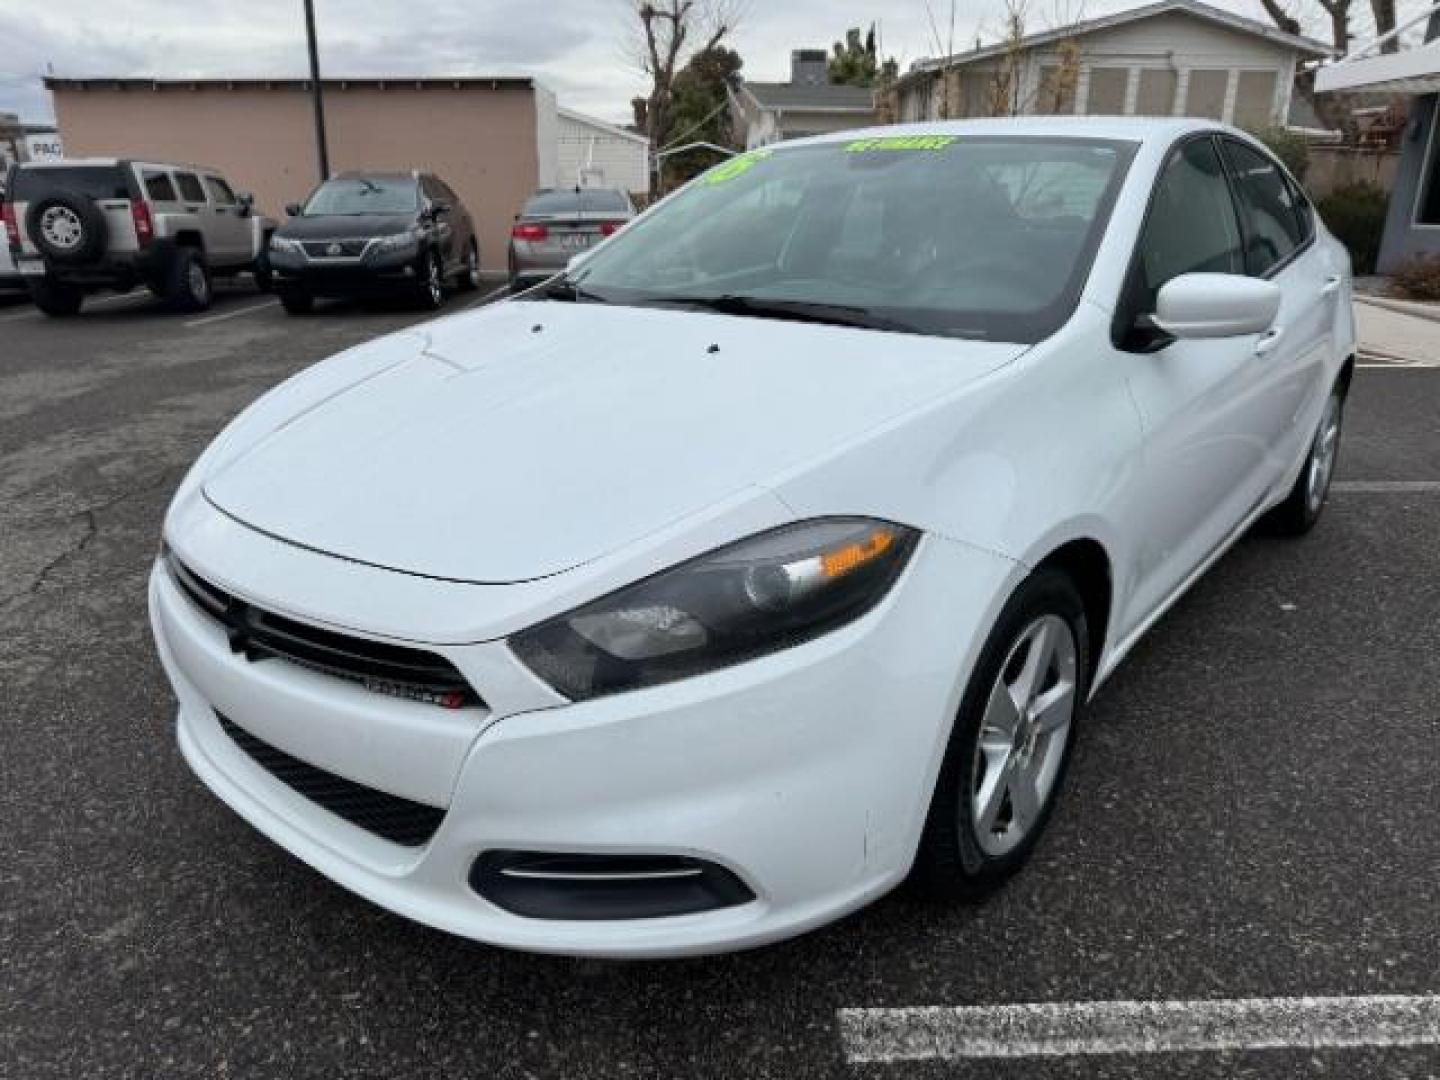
xmin=1263 ymin=384 xmax=1345 ymax=535
xmin=165 ymin=247 xmax=212 ymax=312
xmin=912 ymin=568 xmax=1089 ymax=899
xmin=458 ymin=240 xmax=481 ymax=291
xmin=29 ymin=276 xmax=85 ymax=317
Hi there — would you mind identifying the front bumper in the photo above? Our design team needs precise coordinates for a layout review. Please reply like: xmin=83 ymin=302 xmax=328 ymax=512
xmin=269 ymin=245 xmax=423 ymax=296
xmin=149 ymin=524 xmax=1016 ymax=957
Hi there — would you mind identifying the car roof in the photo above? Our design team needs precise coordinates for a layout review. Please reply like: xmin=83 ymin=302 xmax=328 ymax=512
xmin=17 ymin=157 xmax=224 ymax=173
xmin=329 ymin=171 xmax=421 ymax=182
xmin=790 ymin=115 xmax=1232 ymax=148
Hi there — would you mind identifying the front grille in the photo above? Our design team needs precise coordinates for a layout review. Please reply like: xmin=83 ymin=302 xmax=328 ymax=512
xmin=216 ymin=713 xmax=445 ymax=846
xmin=167 ymin=555 xmax=481 ymax=710
xmin=301 ymin=239 xmax=368 ymax=258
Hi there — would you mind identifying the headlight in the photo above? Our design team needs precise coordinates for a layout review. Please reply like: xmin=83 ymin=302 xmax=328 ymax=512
xmin=372 ymin=229 xmax=420 ymax=255
xmin=510 ymin=518 xmax=918 ymax=700
xmin=269 ymin=236 xmax=302 ymax=254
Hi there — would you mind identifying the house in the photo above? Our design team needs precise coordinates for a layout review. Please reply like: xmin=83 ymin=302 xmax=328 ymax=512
xmin=730 ymin=50 xmax=877 ymax=149
xmin=890 ymin=0 xmax=1331 ymax=129
xmin=0 ymin=113 xmax=62 ymax=171
xmin=556 ymin=106 xmax=649 ymax=195
xmin=1315 ymin=6 xmax=1440 ymax=271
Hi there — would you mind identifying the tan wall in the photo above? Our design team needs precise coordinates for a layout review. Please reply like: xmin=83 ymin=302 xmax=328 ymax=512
xmin=52 ymin=83 xmax=541 ymax=270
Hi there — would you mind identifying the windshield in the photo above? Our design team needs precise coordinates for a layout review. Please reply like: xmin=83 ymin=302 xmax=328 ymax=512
xmin=560 ymin=135 xmax=1136 ymax=343
xmin=303 ymin=177 xmax=418 ymax=216
xmin=524 ymin=189 xmax=629 ymax=216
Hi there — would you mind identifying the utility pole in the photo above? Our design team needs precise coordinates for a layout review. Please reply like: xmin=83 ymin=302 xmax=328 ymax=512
xmin=303 ymin=0 xmax=330 ymax=181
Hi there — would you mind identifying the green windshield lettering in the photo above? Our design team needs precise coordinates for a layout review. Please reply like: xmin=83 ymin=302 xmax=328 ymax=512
xmin=844 ymin=135 xmax=958 ymax=153
xmin=703 ymin=150 xmax=773 ymax=185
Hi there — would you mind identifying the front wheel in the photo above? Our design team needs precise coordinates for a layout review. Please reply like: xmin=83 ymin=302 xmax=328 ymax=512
xmin=1263 ymin=385 xmax=1345 ymax=535
xmin=911 ymin=568 xmax=1089 ymax=900
xmin=416 ymin=250 xmax=445 ymax=310
xmin=165 ymin=247 xmax=212 ymax=312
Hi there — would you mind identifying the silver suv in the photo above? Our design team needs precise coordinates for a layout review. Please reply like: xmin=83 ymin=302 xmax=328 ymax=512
xmin=2 ymin=158 xmax=276 ymax=316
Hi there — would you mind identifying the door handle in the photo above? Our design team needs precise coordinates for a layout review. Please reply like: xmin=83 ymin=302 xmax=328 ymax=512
xmin=1320 ymin=275 xmax=1342 ymax=296
xmin=1254 ymin=326 xmax=1285 ymax=356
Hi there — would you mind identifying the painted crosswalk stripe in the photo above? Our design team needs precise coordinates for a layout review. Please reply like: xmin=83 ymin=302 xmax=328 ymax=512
xmin=838 ymin=995 xmax=1440 ymax=1063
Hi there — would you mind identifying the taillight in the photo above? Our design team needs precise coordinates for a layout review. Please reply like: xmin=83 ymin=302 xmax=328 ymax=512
xmin=130 ymin=200 xmax=154 ymax=247
xmin=511 ymin=222 xmax=548 ymax=242
xmin=1 ymin=201 xmax=17 ymax=247
xmin=600 ymin=221 xmax=624 ymax=237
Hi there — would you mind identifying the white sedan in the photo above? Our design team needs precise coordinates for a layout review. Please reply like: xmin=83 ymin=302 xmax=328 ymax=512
xmin=150 ymin=118 xmax=1354 ymax=957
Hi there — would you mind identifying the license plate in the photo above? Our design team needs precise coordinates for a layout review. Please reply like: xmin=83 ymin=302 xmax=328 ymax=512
xmin=558 ymin=233 xmax=592 ymax=250
xmin=17 ymin=257 xmax=44 ymax=276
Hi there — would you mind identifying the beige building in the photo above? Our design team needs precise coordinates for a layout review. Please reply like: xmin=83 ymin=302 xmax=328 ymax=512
xmin=46 ymin=76 xmax=560 ymax=270
xmin=891 ymin=0 xmax=1331 ymax=129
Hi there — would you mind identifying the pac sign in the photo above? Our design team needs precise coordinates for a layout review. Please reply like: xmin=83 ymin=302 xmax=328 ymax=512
xmin=23 ymin=134 xmax=65 ymax=161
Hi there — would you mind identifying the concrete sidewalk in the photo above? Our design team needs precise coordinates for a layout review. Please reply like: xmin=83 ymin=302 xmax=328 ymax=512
xmin=1354 ymin=296 xmax=1440 ymax=364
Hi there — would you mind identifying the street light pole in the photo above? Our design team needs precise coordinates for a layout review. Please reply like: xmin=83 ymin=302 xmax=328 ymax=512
xmin=303 ymin=0 xmax=330 ymax=182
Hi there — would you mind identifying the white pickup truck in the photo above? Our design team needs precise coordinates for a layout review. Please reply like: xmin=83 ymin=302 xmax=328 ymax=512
xmin=2 ymin=158 xmax=275 ymax=316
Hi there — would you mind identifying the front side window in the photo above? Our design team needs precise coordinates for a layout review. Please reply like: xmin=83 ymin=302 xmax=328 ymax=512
xmin=1222 ymin=139 xmax=1305 ymax=276
xmin=563 ymin=136 xmax=1136 ymax=344
xmin=303 ymin=177 xmax=419 ymax=216
xmin=204 ymin=176 xmax=237 ymax=205
xmin=1133 ymin=137 xmax=1245 ymax=310
xmin=174 ymin=172 xmax=207 ymax=203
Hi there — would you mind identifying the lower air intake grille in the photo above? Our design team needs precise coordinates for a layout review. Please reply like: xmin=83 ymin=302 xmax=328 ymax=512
xmin=216 ymin=713 xmax=445 ymax=847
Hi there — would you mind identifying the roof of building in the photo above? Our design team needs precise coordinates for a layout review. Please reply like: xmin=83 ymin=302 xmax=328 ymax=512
xmin=556 ymin=106 xmax=648 ymax=146
xmin=739 ymin=81 xmax=876 ymax=113
xmin=903 ymin=0 xmax=1333 ymax=88
xmin=44 ymin=76 xmax=537 ymax=91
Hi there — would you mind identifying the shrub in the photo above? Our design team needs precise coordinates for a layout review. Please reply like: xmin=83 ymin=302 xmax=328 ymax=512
xmin=1250 ymin=126 xmax=1311 ymax=182
xmin=1317 ymin=181 xmax=1389 ymax=276
xmin=1390 ymin=254 xmax=1440 ymax=301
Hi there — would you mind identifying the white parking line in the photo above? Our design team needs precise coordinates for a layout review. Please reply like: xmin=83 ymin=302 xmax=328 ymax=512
xmin=838 ymin=995 xmax=1440 ymax=1064
xmin=184 ymin=299 xmax=279 ymax=328
xmin=1332 ymin=480 xmax=1440 ymax=493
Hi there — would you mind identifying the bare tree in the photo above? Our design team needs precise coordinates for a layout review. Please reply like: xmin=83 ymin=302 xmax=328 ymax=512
xmin=1258 ymin=0 xmax=1353 ymax=54
xmin=1370 ymin=0 xmax=1398 ymax=52
xmin=986 ymin=0 xmax=1086 ymax=116
xmin=629 ymin=0 xmax=744 ymax=151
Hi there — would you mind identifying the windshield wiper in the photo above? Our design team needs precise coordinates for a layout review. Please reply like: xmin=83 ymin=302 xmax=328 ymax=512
xmin=532 ymin=276 xmax=610 ymax=303
xmin=639 ymin=294 xmax=918 ymax=334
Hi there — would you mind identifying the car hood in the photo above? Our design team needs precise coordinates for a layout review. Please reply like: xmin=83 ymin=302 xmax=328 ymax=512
xmin=277 ymin=213 xmax=417 ymax=240
xmin=203 ymin=301 xmax=1024 ymax=583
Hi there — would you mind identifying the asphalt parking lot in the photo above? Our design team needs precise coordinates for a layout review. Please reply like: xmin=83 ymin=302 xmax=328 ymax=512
xmin=2 ymin=283 xmax=1438 ymax=1079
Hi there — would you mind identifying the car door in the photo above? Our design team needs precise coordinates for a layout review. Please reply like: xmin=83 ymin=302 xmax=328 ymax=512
xmin=1218 ymin=136 xmax=1340 ymax=489
xmin=172 ymin=170 xmax=228 ymax=263
xmin=202 ymin=173 xmax=253 ymax=267
xmin=422 ymin=176 xmax=456 ymax=272
xmin=1116 ymin=135 xmax=1281 ymax=634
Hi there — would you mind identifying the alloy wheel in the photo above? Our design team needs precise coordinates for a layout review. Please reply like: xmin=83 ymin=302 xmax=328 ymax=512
xmin=969 ymin=614 xmax=1078 ymax=857
xmin=1306 ymin=392 xmax=1343 ymax=513
xmin=40 ymin=206 xmax=84 ymax=251
xmin=188 ymin=261 xmax=210 ymax=305
xmin=467 ymin=244 xmax=481 ymax=287
xmin=428 ymin=255 xmax=443 ymax=306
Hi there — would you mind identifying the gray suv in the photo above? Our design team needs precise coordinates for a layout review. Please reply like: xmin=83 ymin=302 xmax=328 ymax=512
xmin=2 ymin=158 xmax=275 ymax=316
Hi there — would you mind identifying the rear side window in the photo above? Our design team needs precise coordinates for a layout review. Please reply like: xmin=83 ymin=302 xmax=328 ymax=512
xmin=204 ymin=176 xmax=237 ymax=205
xmin=1134 ymin=137 xmax=1245 ymax=309
xmin=174 ymin=172 xmax=207 ymax=203
xmin=11 ymin=165 xmax=131 ymax=201
xmin=144 ymin=171 xmax=178 ymax=202
xmin=1222 ymin=139 xmax=1306 ymax=276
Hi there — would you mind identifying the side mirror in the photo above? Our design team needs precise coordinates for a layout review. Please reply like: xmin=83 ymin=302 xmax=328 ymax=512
xmin=1152 ymin=273 xmax=1282 ymax=340
xmin=236 ymin=192 xmax=255 ymax=217
xmin=430 ymin=201 xmax=451 ymax=219
xmin=285 ymin=202 xmax=303 ymax=218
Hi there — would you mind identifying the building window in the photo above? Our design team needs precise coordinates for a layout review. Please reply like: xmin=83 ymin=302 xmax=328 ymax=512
xmin=1417 ymin=102 xmax=1440 ymax=226
xmin=1087 ymin=67 xmax=1129 ymax=115
xmin=1135 ymin=68 xmax=1177 ymax=116
xmin=1186 ymin=69 xmax=1230 ymax=121
xmin=1233 ymin=70 xmax=1279 ymax=130
xmin=1037 ymin=65 xmax=1077 ymax=114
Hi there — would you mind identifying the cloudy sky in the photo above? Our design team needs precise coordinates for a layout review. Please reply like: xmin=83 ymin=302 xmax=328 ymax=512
xmin=0 ymin=0 xmax=1377 ymax=126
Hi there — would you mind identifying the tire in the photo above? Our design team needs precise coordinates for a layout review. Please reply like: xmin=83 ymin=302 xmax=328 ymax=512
xmin=911 ymin=568 xmax=1090 ymax=900
xmin=416 ymin=250 xmax=445 ymax=310
xmin=278 ymin=289 xmax=313 ymax=315
xmin=253 ymin=248 xmax=274 ymax=293
xmin=164 ymin=247 xmax=212 ymax=312
xmin=28 ymin=276 xmax=85 ymax=317
xmin=1262 ymin=384 xmax=1346 ymax=536
xmin=25 ymin=193 xmax=108 ymax=265
xmin=458 ymin=239 xmax=481 ymax=291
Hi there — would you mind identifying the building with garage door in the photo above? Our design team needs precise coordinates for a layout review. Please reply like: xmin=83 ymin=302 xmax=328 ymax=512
xmin=45 ymin=76 xmax=562 ymax=271
xmin=889 ymin=0 xmax=1331 ymax=128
